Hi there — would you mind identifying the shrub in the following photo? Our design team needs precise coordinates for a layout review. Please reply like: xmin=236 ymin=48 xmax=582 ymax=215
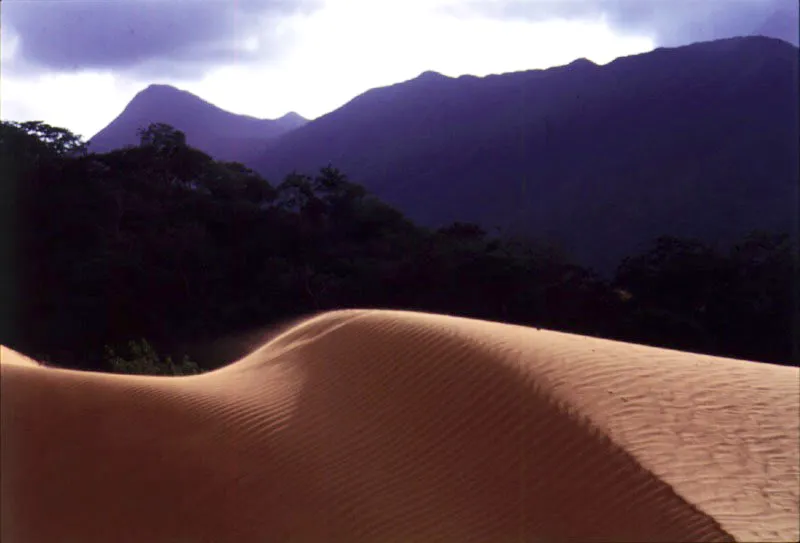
xmin=104 ymin=339 xmax=201 ymax=376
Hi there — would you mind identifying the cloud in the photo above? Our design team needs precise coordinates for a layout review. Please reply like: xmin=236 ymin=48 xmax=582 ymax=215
xmin=1 ymin=0 xmax=321 ymax=77
xmin=442 ymin=0 xmax=799 ymax=46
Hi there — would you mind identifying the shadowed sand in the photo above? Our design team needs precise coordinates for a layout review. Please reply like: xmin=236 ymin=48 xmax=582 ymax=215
xmin=2 ymin=309 xmax=798 ymax=542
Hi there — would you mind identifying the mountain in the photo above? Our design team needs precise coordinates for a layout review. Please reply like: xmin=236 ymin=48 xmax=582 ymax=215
xmin=254 ymin=36 xmax=799 ymax=273
xmin=89 ymin=85 xmax=307 ymax=163
xmin=754 ymin=3 xmax=799 ymax=46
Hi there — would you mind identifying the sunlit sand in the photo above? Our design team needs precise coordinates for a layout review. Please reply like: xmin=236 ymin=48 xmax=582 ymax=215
xmin=2 ymin=309 xmax=797 ymax=541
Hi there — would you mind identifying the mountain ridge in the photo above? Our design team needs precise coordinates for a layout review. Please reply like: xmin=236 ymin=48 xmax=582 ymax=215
xmin=89 ymin=84 xmax=307 ymax=163
xmin=85 ymin=36 xmax=798 ymax=273
xmin=253 ymin=35 xmax=798 ymax=273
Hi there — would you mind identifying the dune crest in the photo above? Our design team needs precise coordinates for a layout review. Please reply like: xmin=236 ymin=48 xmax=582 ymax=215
xmin=2 ymin=309 xmax=798 ymax=542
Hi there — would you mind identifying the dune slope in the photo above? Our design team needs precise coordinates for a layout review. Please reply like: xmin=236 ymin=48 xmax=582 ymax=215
xmin=2 ymin=309 xmax=798 ymax=542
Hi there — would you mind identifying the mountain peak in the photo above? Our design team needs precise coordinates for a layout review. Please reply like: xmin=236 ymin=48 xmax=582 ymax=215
xmin=415 ymin=70 xmax=448 ymax=81
xmin=274 ymin=111 xmax=308 ymax=129
xmin=127 ymin=84 xmax=206 ymax=109
xmin=144 ymin=83 xmax=180 ymax=91
xmin=277 ymin=111 xmax=306 ymax=122
xmin=138 ymin=83 xmax=190 ymax=97
xmin=565 ymin=57 xmax=597 ymax=69
xmin=89 ymin=84 xmax=306 ymax=160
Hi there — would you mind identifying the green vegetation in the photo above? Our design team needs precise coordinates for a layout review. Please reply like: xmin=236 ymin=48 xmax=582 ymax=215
xmin=2 ymin=120 xmax=796 ymax=372
xmin=105 ymin=339 xmax=201 ymax=376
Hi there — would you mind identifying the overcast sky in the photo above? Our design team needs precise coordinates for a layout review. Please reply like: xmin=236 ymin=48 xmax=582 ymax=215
xmin=1 ymin=0 xmax=796 ymax=139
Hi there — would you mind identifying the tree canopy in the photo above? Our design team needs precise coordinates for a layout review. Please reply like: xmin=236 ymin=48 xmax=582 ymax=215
xmin=3 ymin=120 xmax=796 ymax=371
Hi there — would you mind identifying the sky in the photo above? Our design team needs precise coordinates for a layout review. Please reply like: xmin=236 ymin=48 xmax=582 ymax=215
xmin=1 ymin=0 xmax=797 ymax=140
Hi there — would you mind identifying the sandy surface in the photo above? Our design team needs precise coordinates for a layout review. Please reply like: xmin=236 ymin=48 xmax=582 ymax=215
xmin=2 ymin=309 xmax=798 ymax=542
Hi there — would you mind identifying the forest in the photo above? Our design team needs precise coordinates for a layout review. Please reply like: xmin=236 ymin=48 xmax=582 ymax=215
xmin=1 ymin=120 xmax=796 ymax=372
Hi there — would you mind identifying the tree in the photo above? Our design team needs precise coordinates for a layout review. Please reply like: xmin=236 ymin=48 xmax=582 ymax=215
xmin=9 ymin=119 xmax=796 ymax=370
xmin=437 ymin=222 xmax=486 ymax=241
xmin=614 ymin=236 xmax=726 ymax=313
xmin=9 ymin=121 xmax=87 ymax=156
xmin=137 ymin=122 xmax=187 ymax=153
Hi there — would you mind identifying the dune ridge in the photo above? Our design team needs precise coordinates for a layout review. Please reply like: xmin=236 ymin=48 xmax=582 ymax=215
xmin=2 ymin=309 xmax=797 ymax=542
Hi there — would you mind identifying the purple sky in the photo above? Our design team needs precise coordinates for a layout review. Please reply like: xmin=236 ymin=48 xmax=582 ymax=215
xmin=2 ymin=0 xmax=321 ymax=77
xmin=446 ymin=0 xmax=798 ymax=47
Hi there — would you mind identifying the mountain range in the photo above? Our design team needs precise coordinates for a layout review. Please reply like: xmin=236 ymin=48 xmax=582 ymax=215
xmin=89 ymin=84 xmax=307 ymax=163
xmin=90 ymin=35 xmax=799 ymax=273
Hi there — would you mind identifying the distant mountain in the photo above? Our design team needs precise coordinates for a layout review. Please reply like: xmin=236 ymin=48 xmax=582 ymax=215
xmin=254 ymin=36 xmax=799 ymax=273
xmin=754 ymin=3 xmax=799 ymax=46
xmin=89 ymin=85 xmax=307 ymax=163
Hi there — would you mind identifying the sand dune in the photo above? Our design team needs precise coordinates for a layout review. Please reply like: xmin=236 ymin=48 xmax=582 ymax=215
xmin=2 ymin=309 xmax=798 ymax=542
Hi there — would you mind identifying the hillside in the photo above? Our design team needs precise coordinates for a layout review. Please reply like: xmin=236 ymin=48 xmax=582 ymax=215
xmin=254 ymin=36 xmax=799 ymax=273
xmin=89 ymin=84 xmax=307 ymax=163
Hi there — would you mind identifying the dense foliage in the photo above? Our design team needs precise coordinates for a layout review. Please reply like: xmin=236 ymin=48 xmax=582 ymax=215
xmin=2 ymin=120 xmax=796 ymax=371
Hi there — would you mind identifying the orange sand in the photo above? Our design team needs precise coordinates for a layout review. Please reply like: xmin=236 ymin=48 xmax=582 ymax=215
xmin=2 ymin=309 xmax=798 ymax=542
